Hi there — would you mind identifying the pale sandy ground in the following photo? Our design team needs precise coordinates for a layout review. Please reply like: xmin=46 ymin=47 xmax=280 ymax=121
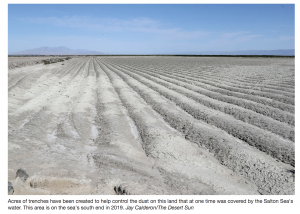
xmin=8 ymin=56 xmax=294 ymax=195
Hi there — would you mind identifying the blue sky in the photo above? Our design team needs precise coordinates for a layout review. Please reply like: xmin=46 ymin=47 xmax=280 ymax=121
xmin=8 ymin=4 xmax=295 ymax=54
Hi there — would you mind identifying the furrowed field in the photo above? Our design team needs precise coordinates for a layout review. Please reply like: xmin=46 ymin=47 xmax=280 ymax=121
xmin=8 ymin=56 xmax=295 ymax=195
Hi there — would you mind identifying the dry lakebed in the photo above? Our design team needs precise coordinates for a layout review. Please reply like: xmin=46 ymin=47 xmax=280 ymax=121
xmin=8 ymin=56 xmax=295 ymax=195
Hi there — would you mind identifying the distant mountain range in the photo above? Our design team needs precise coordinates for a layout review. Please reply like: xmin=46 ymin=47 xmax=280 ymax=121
xmin=182 ymin=49 xmax=295 ymax=56
xmin=9 ymin=46 xmax=104 ymax=55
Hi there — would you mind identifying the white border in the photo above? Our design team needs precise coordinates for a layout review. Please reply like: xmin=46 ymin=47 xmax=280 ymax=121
xmin=2 ymin=1 xmax=298 ymax=214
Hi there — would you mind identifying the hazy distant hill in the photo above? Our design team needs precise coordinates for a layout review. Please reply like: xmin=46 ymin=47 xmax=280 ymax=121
xmin=9 ymin=46 xmax=104 ymax=55
xmin=183 ymin=49 xmax=295 ymax=56
xmin=9 ymin=47 xmax=294 ymax=56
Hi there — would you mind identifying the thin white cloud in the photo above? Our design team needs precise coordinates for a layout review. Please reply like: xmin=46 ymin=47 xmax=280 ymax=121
xmin=220 ymin=31 xmax=262 ymax=41
xmin=205 ymin=31 xmax=263 ymax=50
xmin=17 ymin=15 xmax=210 ymax=40
xmin=235 ymin=34 xmax=262 ymax=42
xmin=263 ymin=35 xmax=295 ymax=43
xmin=221 ymin=31 xmax=250 ymax=38
xmin=279 ymin=36 xmax=294 ymax=41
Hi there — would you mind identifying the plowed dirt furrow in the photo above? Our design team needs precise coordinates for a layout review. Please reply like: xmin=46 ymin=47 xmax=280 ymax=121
xmin=8 ymin=64 xmax=46 ymax=90
xmin=92 ymin=59 xmax=171 ymax=194
xmin=96 ymin=59 xmax=294 ymax=195
xmin=173 ymin=74 xmax=294 ymax=105
xmin=157 ymin=69 xmax=295 ymax=113
xmin=230 ymin=74 xmax=295 ymax=90
xmin=111 ymin=60 xmax=295 ymax=93
xmin=171 ymin=71 xmax=295 ymax=103
xmin=8 ymin=59 xmax=85 ymax=112
xmin=8 ymin=58 xmax=102 ymax=194
xmin=113 ymin=62 xmax=294 ymax=126
xmin=8 ymin=59 xmax=88 ymax=140
xmin=199 ymin=74 xmax=295 ymax=94
xmin=159 ymin=68 xmax=295 ymax=97
xmin=109 ymin=60 xmax=294 ymax=113
xmin=162 ymin=67 xmax=294 ymax=95
xmin=8 ymin=59 xmax=75 ymax=88
xmin=57 ymin=58 xmax=87 ymax=77
xmin=46 ymin=59 xmax=92 ymax=141
xmin=99 ymin=60 xmax=262 ymax=195
xmin=100 ymin=60 xmax=294 ymax=166
xmin=8 ymin=56 xmax=295 ymax=195
xmin=8 ymin=59 xmax=87 ymax=117
xmin=106 ymin=63 xmax=294 ymax=141
xmin=8 ymin=58 xmax=81 ymax=91
xmin=9 ymin=58 xmax=107 ymax=194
